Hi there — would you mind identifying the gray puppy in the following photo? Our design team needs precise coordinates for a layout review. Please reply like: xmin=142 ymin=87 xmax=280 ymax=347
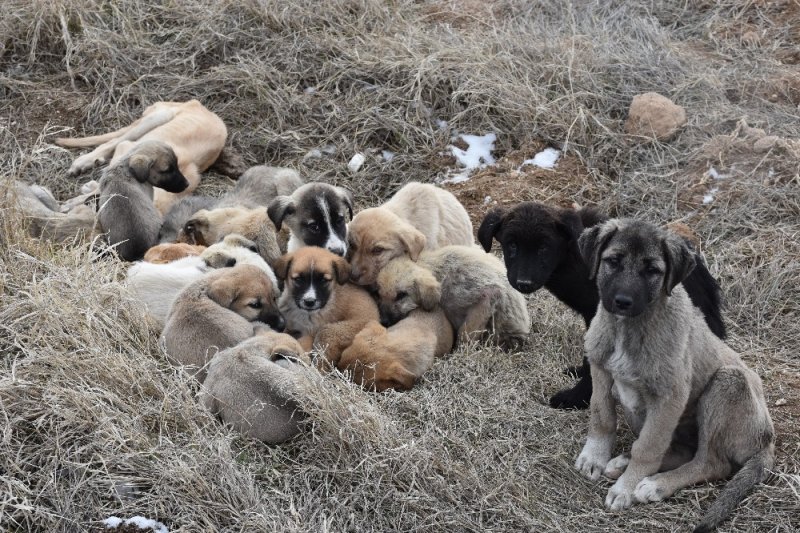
xmin=99 ymin=141 xmax=188 ymax=260
xmin=574 ymin=218 xmax=774 ymax=532
xmin=216 ymin=165 xmax=304 ymax=209
xmin=159 ymin=195 xmax=218 ymax=243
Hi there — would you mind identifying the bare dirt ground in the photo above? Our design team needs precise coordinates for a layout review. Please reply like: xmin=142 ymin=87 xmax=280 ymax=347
xmin=1 ymin=0 xmax=798 ymax=531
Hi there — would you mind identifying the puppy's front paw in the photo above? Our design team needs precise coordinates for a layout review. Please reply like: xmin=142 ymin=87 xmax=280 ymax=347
xmin=603 ymin=454 xmax=630 ymax=480
xmin=634 ymin=475 xmax=669 ymax=503
xmin=575 ymin=440 xmax=611 ymax=481
xmin=605 ymin=481 xmax=635 ymax=511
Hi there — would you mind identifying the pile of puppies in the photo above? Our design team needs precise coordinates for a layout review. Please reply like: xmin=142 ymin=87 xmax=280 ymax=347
xmin=18 ymin=101 xmax=773 ymax=532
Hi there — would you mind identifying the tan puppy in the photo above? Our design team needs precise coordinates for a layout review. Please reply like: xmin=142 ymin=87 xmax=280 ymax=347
xmin=162 ymin=265 xmax=284 ymax=382
xmin=144 ymin=242 xmax=206 ymax=264
xmin=376 ymin=245 xmax=530 ymax=349
xmin=274 ymin=247 xmax=379 ymax=365
xmin=347 ymin=182 xmax=473 ymax=286
xmin=200 ymin=328 xmax=311 ymax=444
xmin=55 ymin=99 xmax=227 ymax=213
xmin=176 ymin=206 xmax=282 ymax=267
xmin=338 ymin=309 xmax=454 ymax=392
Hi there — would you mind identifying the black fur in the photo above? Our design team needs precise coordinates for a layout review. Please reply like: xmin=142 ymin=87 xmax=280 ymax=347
xmin=478 ymin=202 xmax=726 ymax=410
xmin=289 ymin=270 xmax=333 ymax=311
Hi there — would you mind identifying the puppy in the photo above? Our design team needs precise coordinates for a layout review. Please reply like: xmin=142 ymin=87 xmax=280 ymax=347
xmin=338 ymin=309 xmax=454 ymax=392
xmin=267 ymin=182 xmax=354 ymax=256
xmin=10 ymin=182 xmax=101 ymax=243
xmin=177 ymin=206 xmax=282 ymax=267
xmin=162 ymin=265 xmax=284 ymax=382
xmin=347 ymin=182 xmax=473 ymax=286
xmin=55 ymin=99 xmax=227 ymax=213
xmin=200 ymin=234 xmax=278 ymax=288
xmin=200 ymin=327 xmax=311 ymax=444
xmin=217 ymin=165 xmax=304 ymax=209
xmin=478 ymin=202 xmax=726 ymax=409
xmin=376 ymin=245 xmax=530 ymax=349
xmin=98 ymin=141 xmax=189 ymax=261
xmin=159 ymin=195 xmax=217 ymax=243
xmin=274 ymin=246 xmax=379 ymax=364
xmin=574 ymin=219 xmax=774 ymax=532
xmin=144 ymin=242 xmax=206 ymax=264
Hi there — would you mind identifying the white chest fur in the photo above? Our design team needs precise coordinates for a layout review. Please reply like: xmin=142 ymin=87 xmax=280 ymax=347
xmin=605 ymin=331 xmax=642 ymax=415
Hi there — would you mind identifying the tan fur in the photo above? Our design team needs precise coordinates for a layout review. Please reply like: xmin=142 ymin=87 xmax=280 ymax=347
xmin=338 ymin=309 xmax=454 ymax=392
xmin=347 ymin=182 xmax=474 ymax=286
xmin=200 ymin=329 xmax=310 ymax=444
xmin=176 ymin=206 xmax=282 ymax=268
xmin=144 ymin=242 xmax=206 ymax=264
xmin=376 ymin=245 xmax=530 ymax=349
xmin=55 ymin=99 xmax=227 ymax=213
xmin=275 ymin=247 xmax=379 ymax=366
xmin=162 ymin=265 xmax=283 ymax=382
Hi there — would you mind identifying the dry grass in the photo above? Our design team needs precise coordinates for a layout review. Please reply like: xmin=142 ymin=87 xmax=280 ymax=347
xmin=1 ymin=0 xmax=799 ymax=531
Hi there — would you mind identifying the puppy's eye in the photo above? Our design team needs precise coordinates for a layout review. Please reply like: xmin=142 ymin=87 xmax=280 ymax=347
xmin=645 ymin=266 xmax=662 ymax=275
xmin=248 ymin=301 xmax=263 ymax=309
xmin=185 ymin=223 xmax=195 ymax=233
xmin=335 ymin=214 xmax=345 ymax=224
xmin=247 ymin=245 xmax=258 ymax=253
xmin=507 ymin=242 xmax=517 ymax=258
xmin=604 ymin=256 xmax=621 ymax=267
xmin=372 ymin=247 xmax=384 ymax=255
xmin=395 ymin=291 xmax=407 ymax=301
xmin=225 ymin=258 xmax=237 ymax=267
xmin=307 ymin=222 xmax=320 ymax=233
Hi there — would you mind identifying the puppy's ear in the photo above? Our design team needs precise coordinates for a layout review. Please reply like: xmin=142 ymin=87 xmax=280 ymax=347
xmin=578 ymin=221 xmax=618 ymax=280
xmin=331 ymin=256 xmax=351 ymax=284
xmin=398 ymin=227 xmax=426 ymax=261
xmin=181 ymin=213 xmax=208 ymax=246
xmin=273 ymin=253 xmax=293 ymax=281
xmin=413 ymin=271 xmax=442 ymax=311
xmin=477 ymin=207 xmax=506 ymax=252
xmin=206 ymin=274 xmax=238 ymax=309
xmin=336 ymin=186 xmax=355 ymax=220
xmin=267 ymin=197 xmax=295 ymax=231
xmin=224 ymin=233 xmax=258 ymax=252
xmin=662 ymin=232 xmax=696 ymax=296
xmin=127 ymin=153 xmax=153 ymax=183
xmin=555 ymin=208 xmax=584 ymax=242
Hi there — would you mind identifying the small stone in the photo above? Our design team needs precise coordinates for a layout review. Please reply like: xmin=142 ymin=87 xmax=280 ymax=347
xmin=775 ymin=398 xmax=787 ymax=407
xmin=624 ymin=92 xmax=687 ymax=141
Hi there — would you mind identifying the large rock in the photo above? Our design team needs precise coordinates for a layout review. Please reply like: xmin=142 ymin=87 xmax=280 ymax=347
xmin=624 ymin=92 xmax=687 ymax=141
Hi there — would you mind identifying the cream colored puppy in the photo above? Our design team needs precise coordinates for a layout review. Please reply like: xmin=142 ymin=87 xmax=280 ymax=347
xmin=347 ymin=182 xmax=473 ymax=286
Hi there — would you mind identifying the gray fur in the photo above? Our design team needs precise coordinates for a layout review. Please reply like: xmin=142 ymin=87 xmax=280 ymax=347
xmin=574 ymin=218 xmax=774 ymax=531
xmin=159 ymin=195 xmax=218 ymax=243
xmin=216 ymin=165 xmax=304 ymax=209
xmin=9 ymin=183 xmax=101 ymax=243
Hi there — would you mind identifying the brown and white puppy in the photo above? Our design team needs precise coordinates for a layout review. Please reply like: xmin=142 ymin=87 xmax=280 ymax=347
xmin=56 ymin=99 xmax=227 ymax=213
xmin=162 ymin=265 xmax=284 ymax=382
xmin=338 ymin=309 xmax=454 ymax=392
xmin=274 ymin=247 xmax=379 ymax=365
xmin=267 ymin=182 xmax=354 ymax=256
xmin=177 ymin=206 xmax=282 ymax=267
xmin=144 ymin=242 xmax=206 ymax=264
xmin=376 ymin=245 xmax=530 ymax=349
xmin=346 ymin=182 xmax=473 ymax=286
xmin=200 ymin=327 xmax=311 ymax=444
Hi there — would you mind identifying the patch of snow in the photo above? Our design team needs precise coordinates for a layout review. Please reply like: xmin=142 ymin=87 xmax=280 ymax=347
xmin=702 ymin=187 xmax=719 ymax=205
xmin=103 ymin=515 xmax=168 ymax=533
xmin=381 ymin=150 xmax=395 ymax=162
xmin=303 ymin=87 xmax=316 ymax=95
xmin=450 ymin=133 xmax=496 ymax=169
xmin=103 ymin=517 xmax=123 ymax=528
xmin=520 ymin=147 xmax=561 ymax=169
xmin=440 ymin=170 xmax=471 ymax=185
xmin=706 ymin=166 xmax=729 ymax=180
xmin=483 ymin=195 xmax=492 ymax=205
xmin=347 ymin=153 xmax=365 ymax=173
xmin=436 ymin=119 xmax=448 ymax=130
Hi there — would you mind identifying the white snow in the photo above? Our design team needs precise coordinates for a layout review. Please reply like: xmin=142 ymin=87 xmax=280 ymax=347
xmin=303 ymin=86 xmax=316 ymax=95
xmin=521 ymin=147 xmax=561 ymax=169
xmin=436 ymin=119 xmax=448 ymax=130
xmin=702 ymin=187 xmax=719 ymax=205
xmin=450 ymin=133 xmax=496 ymax=169
xmin=706 ymin=166 xmax=729 ymax=180
xmin=381 ymin=150 xmax=395 ymax=162
xmin=103 ymin=516 xmax=168 ymax=533
xmin=440 ymin=170 xmax=471 ymax=185
xmin=347 ymin=153 xmax=365 ymax=173
xmin=103 ymin=517 xmax=123 ymax=528
xmin=483 ymin=195 xmax=492 ymax=205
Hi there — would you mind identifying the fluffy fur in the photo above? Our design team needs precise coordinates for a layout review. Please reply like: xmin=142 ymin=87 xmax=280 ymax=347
xmin=338 ymin=308 xmax=454 ymax=392
xmin=575 ymin=219 xmax=774 ymax=532
xmin=10 ymin=182 xmax=101 ymax=243
xmin=346 ymin=181 xmax=474 ymax=286
xmin=375 ymin=245 xmax=530 ymax=349
xmin=56 ymin=99 xmax=227 ymax=213
xmin=144 ymin=242 xmax=206 ymax=263
xmin=159 ymin=195 xmax=218 ymax=243
xmin=217 ymin=165 xmax=304 ymax=209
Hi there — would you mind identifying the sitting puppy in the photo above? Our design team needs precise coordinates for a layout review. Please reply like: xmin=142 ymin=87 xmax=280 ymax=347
xmin=346 ymin=182 xmax=473 ymax=286
xmin=376 ymin=245 xmax=530 ymax=349
xmin=144 ymin=242 xmax=206 ymax=263
xmin=98 ymin=141 xmax=189 ymax=261
xmin=267 ymin=182 xmax=354 ymax=256
xmin=574 ymin=219 xmax=774 ymax=532
xmin=162 ymin=265 xmax=284 ymax=382
xmin=477 ymin=202 xmax=726 ymax=410
xmin=338 ymin=309 xmax=454 ymax=392
xmin=275 ymin=246 xmax=379 ymax=365
xmin=177 ymin=206 xmax=282 ymax=267
xmin=200 ymin=327 xmax=311 ymax=444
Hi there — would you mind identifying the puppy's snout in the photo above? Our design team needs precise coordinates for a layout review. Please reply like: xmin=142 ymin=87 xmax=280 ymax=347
xmin=261 ymin=312 xmax=286 ymax=332
xmin=328 ymin=245 xmax=346 ymax=257
xmin=302 ymin=296 xmax=317 ymax=308
xmin=613 ymin=294 xmax=633 ymax=311
xmin=350 ymin=267 xmax=361 ymax=282
xmin=515 ymin=279 xmax=533 ymax=292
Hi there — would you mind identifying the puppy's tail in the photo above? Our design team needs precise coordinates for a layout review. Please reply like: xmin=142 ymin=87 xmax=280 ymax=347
xmin=693 ymin=445 xmax=774 ymax=533
xmin=54 ymin=125 xmax=134 ymax=148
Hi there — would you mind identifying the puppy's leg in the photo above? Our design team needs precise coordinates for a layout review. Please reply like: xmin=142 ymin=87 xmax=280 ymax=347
xmin=575 ymin=364 xmax=617 ymax=481
xmin=550 ymin=356 xmax=592 ymax=409
xmin=457 ymin=293 xmax=494 ymax=343
xmin=315 ymin=320 xmax=369 ymax=366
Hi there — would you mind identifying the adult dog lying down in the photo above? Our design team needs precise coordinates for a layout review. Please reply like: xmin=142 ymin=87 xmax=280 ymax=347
xmin=574 ymin=219 xmax=773 ymax=533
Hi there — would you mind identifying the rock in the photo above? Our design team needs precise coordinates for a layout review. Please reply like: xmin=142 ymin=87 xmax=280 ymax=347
xmin=753 ymin=135 xmax=781 ymax=152
xmin=348 ymin=153 xmax=366 ymax=173
xmin=624 ymin=92 xmax=687 ymax=141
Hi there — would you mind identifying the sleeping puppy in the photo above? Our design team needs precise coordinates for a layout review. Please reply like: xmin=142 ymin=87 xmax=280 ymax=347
xmin=177 ymin=206 xmax=282 ymax=267
xmin=274 ymin=246 xmax=379 ymax=365
xmin=575 ymin=219 xmax=773 ymax=532
xmin=267 ymin=182 xmax=354 ymax=256
xmin=477 ymin=202 xmax=726 ymax=410
xmin=162 ymin=265 xmax=284 ymax=382
xmin=376 ymin=245 xmax=530 ymax=349
xmin=159 ymin=195 xmax=218 ymax=243
xmin=98 ymin=141 xmax=189 ymax=261
xmin=144 ymin=242 xmax=206 ymax=263
xmin=200 ymin=327 xmax=311 ymax=444
xmin=346 ymin=182 xmax=474 ymax=287
xmin=10 ymin=182 xmax=101 ymax=243
xmin=217 ymin=165 xmax=304 ymax=209
xmin=338 ymin=308 xmax=454 ymax=392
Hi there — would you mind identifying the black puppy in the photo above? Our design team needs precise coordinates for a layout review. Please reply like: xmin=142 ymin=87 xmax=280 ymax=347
xmin=478 ymin=202 xmax=725 ymax=409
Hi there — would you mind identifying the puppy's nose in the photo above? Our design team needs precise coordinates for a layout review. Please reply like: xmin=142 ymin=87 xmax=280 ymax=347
xmin=302 ymin=296 xmax=317 ymax=308
xmin=350 ymin=269 xmax=361 ymax=282
xmin=614 ymin=294 xmax=633 ymax=311
xmin=515 ymin=279 xmax=533 ymax=292
xmin=329 ymin=245 xmax=346 ymax=257
xmin=266 ymin=314 xmax=286 ymax=332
